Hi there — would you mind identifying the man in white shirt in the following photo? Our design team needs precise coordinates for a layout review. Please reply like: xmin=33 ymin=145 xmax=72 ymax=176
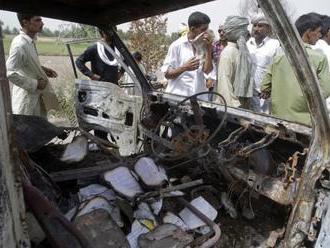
xmin=247 ymin=13 xmax=280 ymax=113
xmin=313 ymin=15 xmax=330 ymax=111
xmin=161 ymin=12 xmax=213 ymax=98
xmin=6 ymin=13 xmax=57 ymax=116
xmin=314 ymin=15 xmax=330 ymax=68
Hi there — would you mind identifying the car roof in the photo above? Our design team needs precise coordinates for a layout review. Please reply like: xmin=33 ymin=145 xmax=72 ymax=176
xmin=0 ymin=0 xmax=215 ymax=25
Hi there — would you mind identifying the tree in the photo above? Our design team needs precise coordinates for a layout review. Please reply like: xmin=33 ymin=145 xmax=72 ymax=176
xmin=41 ymin=27 xmax=54 ymax=37
xmin=3 ymin=26 xmax=11 ymax=35
xmin=12 ymin=27 xmax=19 ymax=35
xmin=238 ymin=0 xmax=295 ymax=20
xmin=128 ymin=15 xmax=169 ymax=73
xmin=57 ymin=23 xmax=98 ymax=39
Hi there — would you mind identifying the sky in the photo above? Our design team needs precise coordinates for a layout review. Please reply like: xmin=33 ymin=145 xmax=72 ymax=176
xmin=1 ymin=0 xmax=330 ymax=35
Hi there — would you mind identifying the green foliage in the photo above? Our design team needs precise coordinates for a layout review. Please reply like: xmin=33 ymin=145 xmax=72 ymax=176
xmin=128 ymin=15 xmax=170 ymax=73
xmin=12 ymin=27 xmax=19 ymax=35
xmin=3 ymin=26 xmax=12 ymax=35
xmin=55 ymin=82 xmax=78 ymax=127
xmin=59 ymin=24 xmax=99 ymax=39
xmin=41 ymin=27 xmax=55 ymax=37
xmin=3 ymin=36 xmax=89 ymax=56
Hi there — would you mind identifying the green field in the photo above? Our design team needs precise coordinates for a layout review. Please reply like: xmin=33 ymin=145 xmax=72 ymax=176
xmin=2 ymin=35 xmax=91 ymax=56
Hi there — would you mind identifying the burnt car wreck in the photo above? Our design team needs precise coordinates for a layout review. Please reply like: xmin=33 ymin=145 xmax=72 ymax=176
xmin=1 ymin=0 xmax=330 ymax=248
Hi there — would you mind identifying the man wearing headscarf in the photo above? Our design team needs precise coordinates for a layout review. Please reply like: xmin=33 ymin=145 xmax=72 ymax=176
xmin=216 ymin=16 xmax=254 ymax=108
xmin=247 ymin=13 xmax=280 ymax=113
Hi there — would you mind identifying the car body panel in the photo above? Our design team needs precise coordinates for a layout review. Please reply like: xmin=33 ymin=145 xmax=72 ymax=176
xmin=1 ymin=0 xmax=330 ymax=247
xmin=76 ymin=79 xmax=143 ymax=156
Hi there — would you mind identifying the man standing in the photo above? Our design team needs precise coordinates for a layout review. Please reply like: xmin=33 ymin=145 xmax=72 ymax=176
xmin=261 ymin=13 xmax=330 ymax=126
xmin=212 ymin=24 xmax=227 ymax=66
xmin=314 ymin=15 xmax=330 ymax=111
xmin=247 ymin=13 xmax=280 ymax=112
xmin=6 ymin=13 xmax=57 ymax=116
xmin=161 ymin=11 xmax=213 ymax=97
xmin=216 ymin=16 xmax=253 ymax=108
xmin=76 ymin=28 xmax=122 ymax=84
xmin=314 ymin=15 xmax=330 ymax=67
xmin=76 ymin=27 xmax=122 ymax=140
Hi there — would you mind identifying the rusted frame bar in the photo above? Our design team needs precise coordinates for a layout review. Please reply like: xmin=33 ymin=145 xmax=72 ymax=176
xmin=257 ymin=0 xmax=330 ymax=246
xmin=0 ymin=26 xmax=30 ymax=247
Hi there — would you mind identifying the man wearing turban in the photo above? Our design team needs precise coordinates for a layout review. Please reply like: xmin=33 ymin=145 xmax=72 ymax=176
xmin=247 ymin=13 xmax=280 ymax=113
xmin=216 ymin=16 xmax=254 ymax=109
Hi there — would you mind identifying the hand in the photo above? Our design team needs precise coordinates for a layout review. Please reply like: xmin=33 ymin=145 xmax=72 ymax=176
xmin=91 ymin=74 xmax=101 ymax=81
xmin=206 ymin=79 xmax=215 ymax=89
xmin=202 ymin=32 xmax=213 ymax=48
xmin=42 ymin=66 xmax=58 ymax=78
xmin=260 ymin=91 xmax=270 ymax=99
xmin=37 ymin=78 xmax=48 ymax=90
xmin=182 ymin=57 xmax=200 ymax=71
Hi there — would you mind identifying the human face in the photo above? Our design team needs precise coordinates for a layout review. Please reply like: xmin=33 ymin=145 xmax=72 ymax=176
xmin=307 ymin=26 xmax=321 ymax=45
xmin=325 ymin=29 xmax=330 ymax=45
xmin=218 ymin=29 xmax=226 ymax=41
xmin=253 ymin=22 xmax=270 ymax=42
xmin=23 ymin=16 xmax=44 ymax=35
xmin=101 ymin=32 xmax=113 ymax=45
xmin=190 ymin=24 xmax=209 ymax=38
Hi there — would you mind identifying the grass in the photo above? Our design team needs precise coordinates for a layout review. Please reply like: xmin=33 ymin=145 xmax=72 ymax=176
xmin=3 ymin=35 xmax=90 ymax=56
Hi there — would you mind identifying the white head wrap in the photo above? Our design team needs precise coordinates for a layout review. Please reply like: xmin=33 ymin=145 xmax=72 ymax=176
xmin=223 ymin=16 xmax=254 ymax=98
xmin=251 ymin=13 xmax=269 ymax=25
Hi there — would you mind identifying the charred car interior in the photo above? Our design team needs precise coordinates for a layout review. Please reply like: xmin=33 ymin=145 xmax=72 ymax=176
xmin=1 ymin=0 xmax=330 ymax=248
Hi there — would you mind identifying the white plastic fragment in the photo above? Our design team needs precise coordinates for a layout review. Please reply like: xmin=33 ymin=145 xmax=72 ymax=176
xmin=195 ymin=225 xmax=211 ymax=235
xmin=127 ymin=220 xmax=149 ymax=248
xmin=88 ymin=143 xmax=100 ymax=151
xmin=179 ymin=196 xmax=218 ymax=230
xmin=61 ymin=136 xmax=88 ymax=163
xmin=134 ymin=202 xmax=156 ymax=224
xmin=150 ymin=199 xmax=163 ymax=215
xmin=104 ymin=167 xmax=143 ymax=200
xmin=66 ymin=186 xmax=122 ymax=227
xmin=79 ymin=184 xmax=116 ymax=202
xmin=163 ymin=212 xmax=189 ymax=231
xmin=134 ymin=157 xmax=168 ymax=187
xmin=163 ymin=190 xmax=185 ymax=197
xmin=77 ymin=196 xmax=124 ymax=227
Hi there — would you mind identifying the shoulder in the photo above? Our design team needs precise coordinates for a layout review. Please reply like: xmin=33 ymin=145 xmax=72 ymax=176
xmin=267 ymin=38 xmax=280 ymax=46
xmin=169 ymin=36 xmax=186 ymax=49
xmin=264 ymin=38 xmax=280 ymax=52
xmin=220 ymin=46 xmax=238 ymax=64
xmin=87 ymin=43 xmax=98 ymax=51
xmin=10 ymin=34 xmax=27 ymax=48
xmin=81 ymin=43 xmax=98 ymax=56
xmin=307 ymin=46 xmax=327 ymax=61
xmin=222 ymin=43 xmax=238 ymax=55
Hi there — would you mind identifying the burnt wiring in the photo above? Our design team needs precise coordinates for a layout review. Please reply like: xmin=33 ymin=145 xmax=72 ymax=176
xmin=150 ymin=91 xmax=228 ymax=161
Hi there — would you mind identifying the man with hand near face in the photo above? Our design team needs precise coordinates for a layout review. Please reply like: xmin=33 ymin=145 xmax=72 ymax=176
xmin=6 ymin=13 xmax=58 ymax=117
xmin=161 ymin=11 xmax=213 ymax=97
